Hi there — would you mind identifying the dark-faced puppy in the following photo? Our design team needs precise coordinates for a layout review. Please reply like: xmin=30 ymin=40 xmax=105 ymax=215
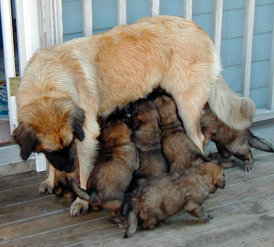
xmin=201 ymin=104 xmax=274 ymax=171
xmin=124 ymin=161 xmax=225 ymax=238
xmin=71 ymin=120 xmax=139 ymax=223
xmin=131 ymin=99 xmax=168 ymax=183
xmin=154 ymin=95 xmax=207 ymax=172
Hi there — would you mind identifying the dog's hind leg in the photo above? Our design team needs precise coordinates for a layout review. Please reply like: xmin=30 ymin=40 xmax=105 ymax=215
xmin=209 ymin=143 xmax=232 ymax=160
xmin=171 ymin=87 xmax=210 ymax=153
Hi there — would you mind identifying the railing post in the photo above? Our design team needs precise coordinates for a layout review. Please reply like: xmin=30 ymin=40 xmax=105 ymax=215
xmin=183 ymin=0 xmax=192 ymax=20
xmin=151 ymin=0 xmax=160 ymax=16
xmin=117 ymin=0 xmax=127 ymax=25
xmin=83 ymin=0 xmax=93 ymax=37
xmin=213 ymin=0 xmax=223 ymax=54
xmin=241 ymin=0 xmax=255 ymax=98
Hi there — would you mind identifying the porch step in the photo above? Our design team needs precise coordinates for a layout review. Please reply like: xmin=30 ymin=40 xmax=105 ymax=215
xmin=0 ymin=120 xmax=13 ymax=146
xmin=0 ymin=144 xmax=35 ymax=177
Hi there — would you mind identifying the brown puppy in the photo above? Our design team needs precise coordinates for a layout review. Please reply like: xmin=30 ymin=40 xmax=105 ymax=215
xmin=131 ymin=99 xmax=168 ymax=183
xmin=71 ymin=120 xmax=139 ymax=223
xmin=201 ymin=105 xmax=274 ymax=171
xmin=124 ymin=161 xmax=225 ymax=238
xmin=154 ymin=95 xmax=207 ymax=172
xmin=13 ymin=16 xmax=255 ymax=216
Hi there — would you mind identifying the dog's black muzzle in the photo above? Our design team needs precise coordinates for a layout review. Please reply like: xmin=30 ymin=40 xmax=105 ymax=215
xmin=43 ymin=144 xmax=75 ymax=173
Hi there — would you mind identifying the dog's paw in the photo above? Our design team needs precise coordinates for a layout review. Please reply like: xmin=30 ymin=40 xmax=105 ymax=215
xmin=203 ymin=214 xmax=214 ymax=223
xmin=39 ymin=180 xmax=54 ymax=194
xmin=70 ymin=197 xmax=89 ymax=216
xmin=243 ymin=162 xmax=253 ymax=172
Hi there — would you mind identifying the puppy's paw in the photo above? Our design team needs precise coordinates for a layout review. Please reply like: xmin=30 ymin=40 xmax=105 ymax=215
xmin=63 ymin=190 xmax=76 ymax=202
xmin=70 ymin=197 xmax=89 ymax=216
xmin=203 ymin=214 xmax=214 ymax=223
xmin=243 ymin=163 xmax=253 ymax=172
xmin=39 ymin=180 xmax=54 ymax=194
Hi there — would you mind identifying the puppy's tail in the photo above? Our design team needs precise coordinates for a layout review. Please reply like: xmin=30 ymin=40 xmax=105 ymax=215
xmin=124 ymin=205 xmax=139 ymax=239
xmin=209 ymin=76 xmax=256 ymax=130
xmin=248 ymin=130 xmax=274 ymax=153
xmin=70 ymin=179 xmax=98 ymax=203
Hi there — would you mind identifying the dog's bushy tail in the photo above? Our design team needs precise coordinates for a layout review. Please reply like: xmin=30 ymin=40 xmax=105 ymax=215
xmin=209 ymin=76 xmax=256 ymax=130
xmin=124 ymin=205 xmax=139 ymax=238
xmin=248 ymin=130 xmax=274 ymax=153
xmin=70 ymin=179 xmax=98 ymax=203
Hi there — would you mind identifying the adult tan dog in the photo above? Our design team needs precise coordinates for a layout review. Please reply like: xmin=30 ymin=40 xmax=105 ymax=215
xmin=13 ymin=15 xmax=255 ymax=216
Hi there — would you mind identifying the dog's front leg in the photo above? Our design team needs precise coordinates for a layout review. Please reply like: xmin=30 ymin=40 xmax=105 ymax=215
xmin=39 ymin=163 xmax=55 ymax=194
xmin=70 ymin=118 xmax=100 ymax=216
xmin=184 ymin=200 xmax=214 ymax=223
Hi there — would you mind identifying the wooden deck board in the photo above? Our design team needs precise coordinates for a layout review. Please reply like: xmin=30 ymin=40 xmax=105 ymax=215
xmin=0 ymin=121 xmax=273 ymax=246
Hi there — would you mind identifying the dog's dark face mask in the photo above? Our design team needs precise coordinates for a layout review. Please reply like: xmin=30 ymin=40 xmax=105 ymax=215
xmin=43 ymin=143 xmax=76 ymax=173
xmin=13 ymin=107 xmax=85 ymax=173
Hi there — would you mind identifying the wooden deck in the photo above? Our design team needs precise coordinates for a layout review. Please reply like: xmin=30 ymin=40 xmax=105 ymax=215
xmin=0 ymin=120 xmax=274 ymax=247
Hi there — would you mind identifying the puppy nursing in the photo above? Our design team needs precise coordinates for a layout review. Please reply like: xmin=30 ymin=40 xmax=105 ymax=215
xmin=124 ymin=161 xmax=225 ymax=238
xmin=71 ymin=120 xmax=139 ymax=221
xmin=131 ymin=99 xmax=168 ymax=182
xmin=154 ymin=95 xmax=207 ymax=171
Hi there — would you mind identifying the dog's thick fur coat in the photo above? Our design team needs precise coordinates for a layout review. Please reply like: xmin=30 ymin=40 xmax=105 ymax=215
xmin=13 ymin=15 xmax=254 ymax=215
xmin=124 ymin=161 xmax=225 ymax=238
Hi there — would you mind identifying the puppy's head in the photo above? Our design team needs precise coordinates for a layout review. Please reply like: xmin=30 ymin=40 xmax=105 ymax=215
xmin=100 ymin=120 xmax=132 ymax=147
xmin=13 ymin=100 xmax=85 ymax=173
xmin=203 ymin=161 xmax=225 ymax=189
xmin=153 ymin=95 xmax=179 ymax=124
xmin=131 ymin=99 xmax=161 ymax=149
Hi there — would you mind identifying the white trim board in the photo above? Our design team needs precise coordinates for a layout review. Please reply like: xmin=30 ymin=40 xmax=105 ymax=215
xmin=253 ymin=108 xmax=274 ymax=122
xmin=0 ymin=144 xmax=35 ymax=167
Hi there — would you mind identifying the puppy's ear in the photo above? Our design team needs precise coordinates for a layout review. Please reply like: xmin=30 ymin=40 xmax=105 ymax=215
xmin=131 ymin=115 xmax=142 ymax=130
xmin=71 ymin=107 xmax=85 ymax=141
xmin=13 ymin=124 xmax=40 ymax=160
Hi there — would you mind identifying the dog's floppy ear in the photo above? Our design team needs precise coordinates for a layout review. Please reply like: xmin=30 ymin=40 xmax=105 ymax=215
xmin=71 ymin=107 xmax=86 ymax=141
xmin=13 ymin=124 xmax=40 ymax=160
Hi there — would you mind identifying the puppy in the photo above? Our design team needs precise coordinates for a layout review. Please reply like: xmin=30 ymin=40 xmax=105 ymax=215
xmin=124 ymin=161 xmax=225 ymax=238
xmin=13 ymin=15 xmax=255 ymax=216
xmin=131 ymin=99 xmax=168 ymax=183
xmin=154 ymin=95 xmax=207 ymax=172
xmin=201 ymin=105 xmax=274 ymax=171
xmin=71 ymin=120 xmax=139 ymax=223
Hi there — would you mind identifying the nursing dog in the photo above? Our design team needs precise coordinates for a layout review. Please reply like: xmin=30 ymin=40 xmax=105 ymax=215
xmin=131 ymin=99 xmax=168 ymax=183
xmin=201 ymin=105 xmax=274 ymax=171
xmin=71 ymin=120 xmax=139 ymax=222
xmin=154 ymin=95 xmax=207 ymax=171
xmin=124 ymin=161 xmax=225 ymax=238
xmin=13 ymin=15 xmax=255 ymax=216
